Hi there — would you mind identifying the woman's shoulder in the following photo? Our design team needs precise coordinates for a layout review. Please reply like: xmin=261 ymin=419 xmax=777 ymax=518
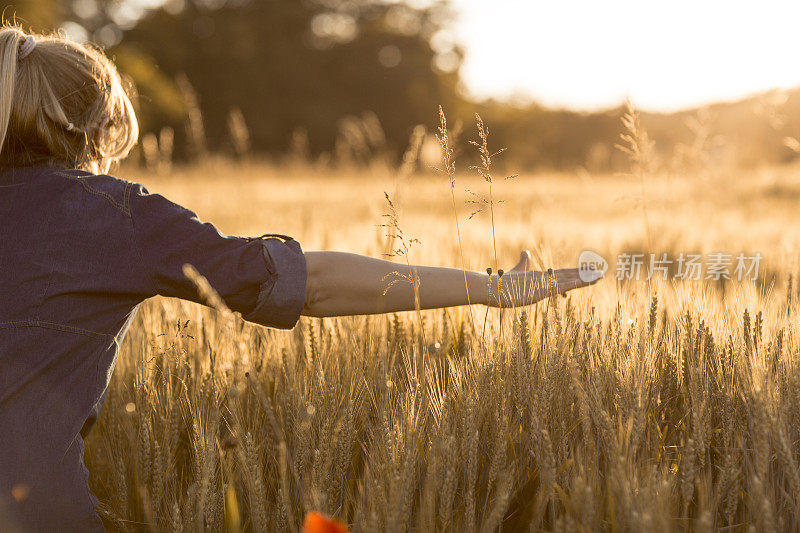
xmin=8 ymin=164 xmax=189 ymax=220
xmin=45 ymin=166 xmax=146 ymax=216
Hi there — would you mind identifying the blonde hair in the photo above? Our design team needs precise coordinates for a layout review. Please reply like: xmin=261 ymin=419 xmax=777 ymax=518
xmin=0 ymin=24 xmax=138 ymax=173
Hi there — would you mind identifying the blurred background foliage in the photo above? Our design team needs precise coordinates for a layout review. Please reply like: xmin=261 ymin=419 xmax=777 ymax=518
xmin=6 ymin=0 xmax=800 ymax=171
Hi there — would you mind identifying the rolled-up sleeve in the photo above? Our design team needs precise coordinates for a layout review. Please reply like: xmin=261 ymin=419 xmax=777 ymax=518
xmin=244 ymin=238 xmax=307 ymax=329
xmin=127 ymin=184 xmax=307 ymax=329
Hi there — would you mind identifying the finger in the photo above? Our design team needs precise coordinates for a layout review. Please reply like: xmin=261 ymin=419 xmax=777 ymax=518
xmin=510 ymin=250 xmax=532 ymax=272
xmin=557 ymin=267 xmax=604 ymax=284
xmin=552 ymin=279 xmax=581 ymax=294
xmin=554 ymin=268 xmax=603 ymax=292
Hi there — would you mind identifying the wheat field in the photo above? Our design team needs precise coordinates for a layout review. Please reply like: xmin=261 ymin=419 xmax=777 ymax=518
xmin=85 ymin=118 xmax=800 ymax=531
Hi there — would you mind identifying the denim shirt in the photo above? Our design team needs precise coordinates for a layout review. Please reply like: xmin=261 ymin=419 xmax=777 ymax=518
xmin=0 ymin=165 xmax=307 ymax=531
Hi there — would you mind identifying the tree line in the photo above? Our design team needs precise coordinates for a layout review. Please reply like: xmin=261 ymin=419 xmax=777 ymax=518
xmin=8 ymin=0 xmax=800 ymax=171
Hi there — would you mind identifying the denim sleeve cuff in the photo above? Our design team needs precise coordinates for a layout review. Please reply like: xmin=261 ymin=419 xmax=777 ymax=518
xmin=244 ymin=238 xmax=307 ymax=329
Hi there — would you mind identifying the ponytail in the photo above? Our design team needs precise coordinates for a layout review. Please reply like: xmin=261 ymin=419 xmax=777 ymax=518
xmin=0 ymin=24 xmax=138 ymax=172
xmin=0 ymin=28 xmax=24 ymax=158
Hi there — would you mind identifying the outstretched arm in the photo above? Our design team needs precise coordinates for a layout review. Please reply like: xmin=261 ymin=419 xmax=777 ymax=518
xmin=301 ymin=250 xmax=602 ymax=318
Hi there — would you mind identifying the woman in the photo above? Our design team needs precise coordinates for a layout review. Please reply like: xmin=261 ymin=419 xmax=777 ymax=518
xmin=0 ymin=27 xmax=600 ymax=531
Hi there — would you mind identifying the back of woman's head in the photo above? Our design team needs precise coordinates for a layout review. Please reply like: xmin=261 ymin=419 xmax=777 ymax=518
xmin=0 ymin=24 xmax=138 ymax=173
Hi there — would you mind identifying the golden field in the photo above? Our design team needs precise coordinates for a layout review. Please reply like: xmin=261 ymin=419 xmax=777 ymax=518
xmin=85 ymin=148 xmax=800 ymax=531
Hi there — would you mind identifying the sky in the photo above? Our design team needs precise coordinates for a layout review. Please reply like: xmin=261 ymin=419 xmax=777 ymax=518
xmin=450 ymin=0 xmax=800 ymax=112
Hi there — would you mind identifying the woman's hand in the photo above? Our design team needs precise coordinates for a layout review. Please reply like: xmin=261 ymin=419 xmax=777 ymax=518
xmin=487 ymin=250 xmax=603 ymax=308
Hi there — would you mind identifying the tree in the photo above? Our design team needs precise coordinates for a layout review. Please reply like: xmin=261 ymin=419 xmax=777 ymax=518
xmin=119 ymin=0 xmax=462 ymax=158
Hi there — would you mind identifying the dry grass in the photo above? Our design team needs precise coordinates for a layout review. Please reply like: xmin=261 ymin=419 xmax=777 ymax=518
xmin=87 ymin=122 xmax=800 ymax=530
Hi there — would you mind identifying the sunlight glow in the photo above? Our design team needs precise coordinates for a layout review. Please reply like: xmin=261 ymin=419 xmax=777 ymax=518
xmin=452 ymin=0 xmax=800 ymax=111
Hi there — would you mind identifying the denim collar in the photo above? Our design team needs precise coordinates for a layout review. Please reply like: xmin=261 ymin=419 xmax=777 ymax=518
xmin=0 ymin=165 xmax=65 ymax=185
